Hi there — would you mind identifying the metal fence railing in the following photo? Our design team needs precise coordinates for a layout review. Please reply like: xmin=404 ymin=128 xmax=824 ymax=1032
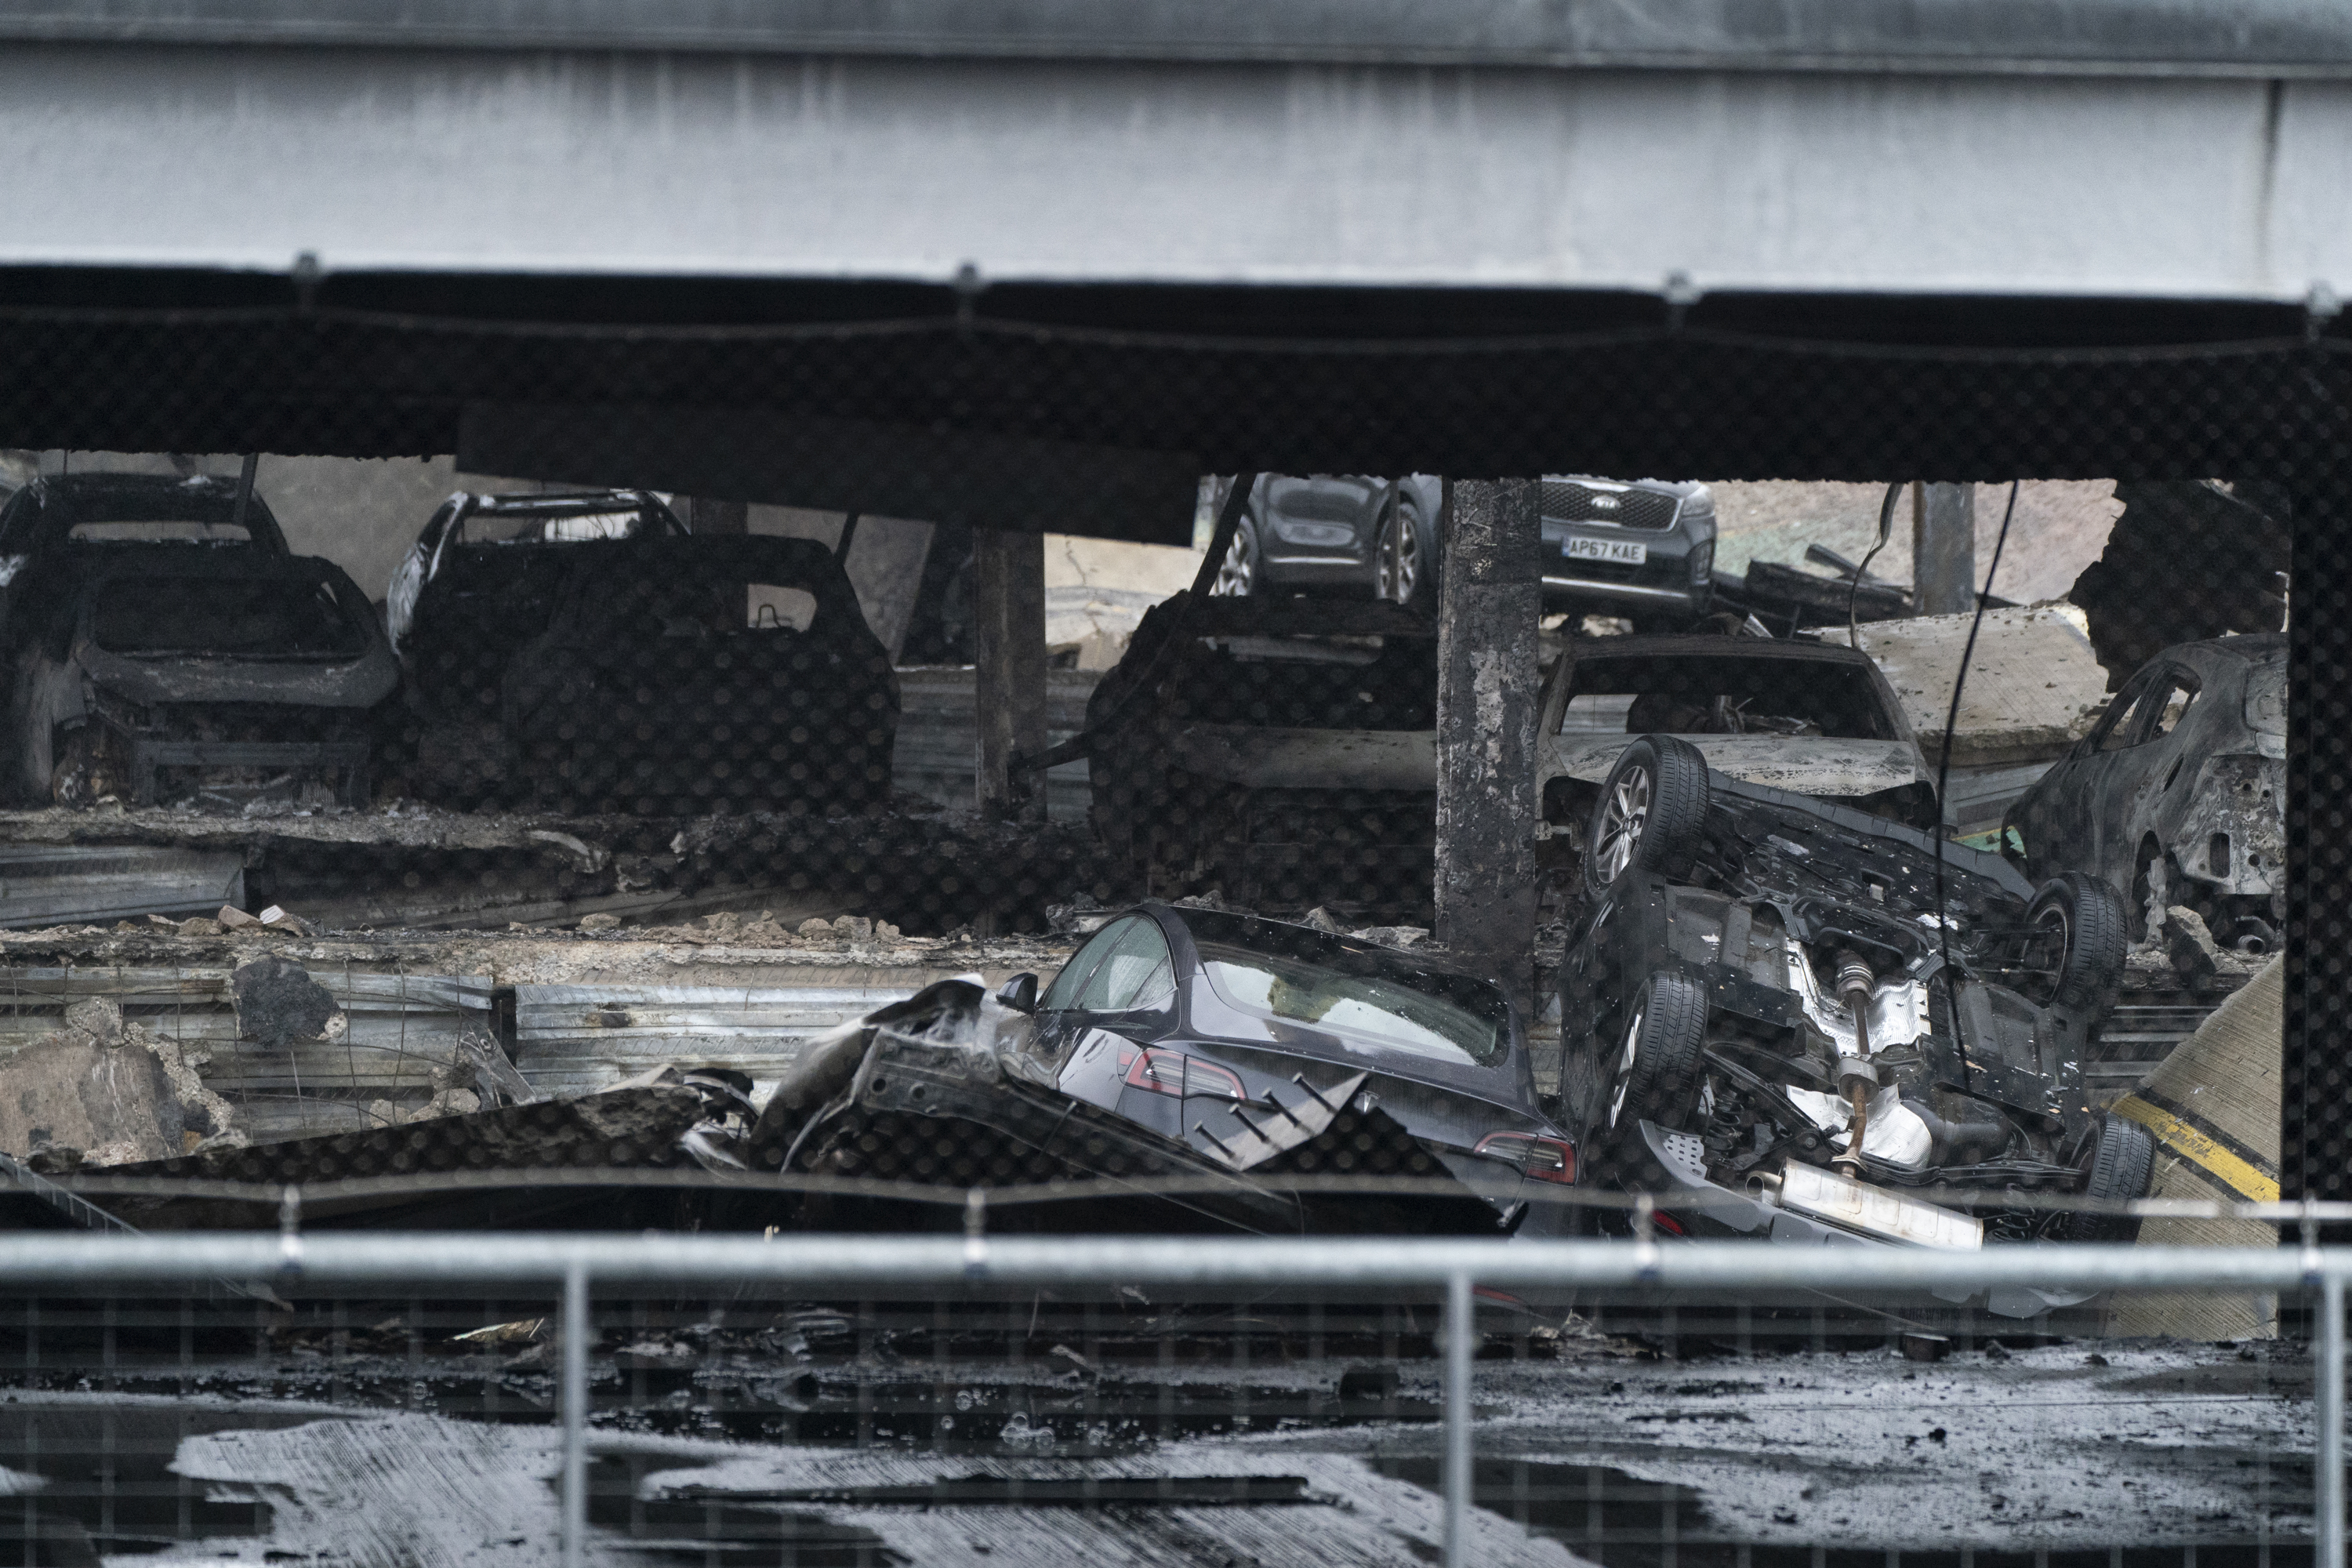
xmin=0 ymin=1222 xmax=2343 ymax=1568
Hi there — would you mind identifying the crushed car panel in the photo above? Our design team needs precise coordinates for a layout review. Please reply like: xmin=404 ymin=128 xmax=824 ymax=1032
xmin=749 ymin=903 xmax=1573 ymax=1240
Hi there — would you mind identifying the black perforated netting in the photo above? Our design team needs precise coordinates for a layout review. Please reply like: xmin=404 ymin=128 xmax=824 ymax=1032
xmin=0 ymin=292 xmax=2343 ymax=1206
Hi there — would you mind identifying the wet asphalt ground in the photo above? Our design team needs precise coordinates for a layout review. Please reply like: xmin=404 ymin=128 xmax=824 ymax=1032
xmin=0 ymin=1305 xmax=2316 ymax=1566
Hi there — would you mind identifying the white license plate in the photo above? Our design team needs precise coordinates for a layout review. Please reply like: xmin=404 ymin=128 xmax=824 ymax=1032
xmin=1565 ymin=538 xmax=1646 ymax=566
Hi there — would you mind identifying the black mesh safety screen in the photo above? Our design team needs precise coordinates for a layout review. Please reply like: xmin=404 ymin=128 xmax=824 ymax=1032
xmin=0 ymin=275 xmax=2341 ymax=1212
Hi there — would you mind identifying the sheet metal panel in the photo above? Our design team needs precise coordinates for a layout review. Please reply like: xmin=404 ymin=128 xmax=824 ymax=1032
xmin=514 ymin=981 xmax=918 ymax=1097
xmin=0 ymin=846 xmax=244 ymax=927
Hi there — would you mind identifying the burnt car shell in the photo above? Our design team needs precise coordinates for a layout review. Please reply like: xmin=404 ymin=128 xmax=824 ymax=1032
xmin=0 ymin=475 xmax=393 ymax=805
xmin=1085 ymin=593 xmax=1439 ymax=919
xmin=402 ymin=527 xmax=898 ymax=814
xmin=2005 ymin=633 xmax=2286 ymax=948
xmin=750 ymin=904 xmax=1577 ymax=1240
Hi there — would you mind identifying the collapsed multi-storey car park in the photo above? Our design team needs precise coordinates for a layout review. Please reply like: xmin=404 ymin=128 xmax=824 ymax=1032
xmin=4 ymin=5 xmax=2348 ymax=1555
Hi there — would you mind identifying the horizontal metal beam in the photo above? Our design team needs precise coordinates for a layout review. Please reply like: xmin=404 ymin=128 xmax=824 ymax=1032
xmin=2 ymin=39 xmax=2349 ymax=301
xmin=8 ymin=0 xmax=2352 ymax=79
xmin=0 ymin=1232 xmax=2334 ymax=1296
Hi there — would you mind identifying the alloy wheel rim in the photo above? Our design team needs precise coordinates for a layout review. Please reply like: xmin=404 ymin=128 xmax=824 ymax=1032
xmin=1379 ymin=506 xmax=1420 ymax=603
xmin=1607 ymin=1007 xmax=1644 ymax=1127
xmin=1213 ymin=524 xmax=1255 ymax=596
xmin=1595 ymin=764 xmax=1652 ymax=882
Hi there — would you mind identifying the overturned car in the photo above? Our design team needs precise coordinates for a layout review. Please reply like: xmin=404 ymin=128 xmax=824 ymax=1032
xmin=1560 ymin=735 xmax=2153 ymax=1304
xmin=746 ymin=903 xmax=1579 ymax=1240
xmin=0 ymin=473 xmax=394 ymax=808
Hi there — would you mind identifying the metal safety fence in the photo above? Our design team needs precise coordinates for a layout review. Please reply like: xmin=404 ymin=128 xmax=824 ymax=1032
xmin=0 ymin=1223 xmax=2343 ymax=1568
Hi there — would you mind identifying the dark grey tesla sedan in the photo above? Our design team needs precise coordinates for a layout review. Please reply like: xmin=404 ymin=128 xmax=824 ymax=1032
xmin=1210 ymin=473 xmax=1715 ymax=627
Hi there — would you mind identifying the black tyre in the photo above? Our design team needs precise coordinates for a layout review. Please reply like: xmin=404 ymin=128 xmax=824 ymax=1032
xmin=1603 ymin=971 xmax=1710 ymax=1138
xmin=2071 ymin=1112 xmax=2157 ymax=1243
xmin=1210 ymin=513 xmax=1261 ymax=597
xmin=1584 ymin=735 xmax=1711 ymax=896
xmin=2025 ymin=872 xmax=2129 ymax=1017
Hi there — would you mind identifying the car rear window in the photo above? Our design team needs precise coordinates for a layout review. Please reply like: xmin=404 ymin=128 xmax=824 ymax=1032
xmin=1174 ymin=637 xmax=1436 ymax=731
xmin=462 ymin=511 xmax=650 ymax=544
xmin=1559 ymin=655 xmax=1896 ymax=741
xmin=1192 ymin=932 xmax=1508 ymax=1067
xmin=68 ymin=520 xmax=252 ymax=544
xmin=92 ymin=575 xmax=368 ymax=658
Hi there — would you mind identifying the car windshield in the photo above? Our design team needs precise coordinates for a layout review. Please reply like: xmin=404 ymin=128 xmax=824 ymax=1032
xmin=1189 ymin=923 xmax=1508 ymax=1066
xmin=1560 ymin=655 xmax=1896 ymax=740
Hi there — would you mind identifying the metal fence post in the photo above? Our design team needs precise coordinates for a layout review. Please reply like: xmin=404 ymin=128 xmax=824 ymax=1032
xmin=1443 ymin=1269 xmax=1472 ymax=1568
xmin=2324 ymin=1269 xmax=2345 ymax=1568
xmin=561 ymin=1258 xmax=589 ymax=1568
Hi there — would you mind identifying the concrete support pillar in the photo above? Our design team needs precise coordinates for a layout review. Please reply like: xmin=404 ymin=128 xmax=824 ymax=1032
xmin=688 ymin=496 xmax=748 ymax=534
xmin=2285 ymin=483 xmax=2347 ymax=1225
xmin=1434 ymin=478 xmax=1542 ymax=1014
xmin=1911 ymin=481 xmax=1976 ymax=615
xmin=973 ymin=528 xmax=1047 ymax=822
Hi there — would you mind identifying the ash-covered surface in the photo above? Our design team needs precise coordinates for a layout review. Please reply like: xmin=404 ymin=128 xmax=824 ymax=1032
xmin=0 ymin=1331 xmax=2309 ymax=1564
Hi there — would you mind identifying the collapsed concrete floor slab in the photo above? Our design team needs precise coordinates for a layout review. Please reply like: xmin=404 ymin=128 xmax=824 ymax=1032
xmin=0 ymin=800 xmax=1120 ymax=936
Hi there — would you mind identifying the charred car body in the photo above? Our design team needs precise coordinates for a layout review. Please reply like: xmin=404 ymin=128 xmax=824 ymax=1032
xmin=2005 ymin=634 xmax=2285 ymax=950
xmin=394 ymin=492 xmax=898 ymax=815
xmin=1083 ymin=594 xmax=1439 ymax=919
xmin=1560 ymin=735 xmax=2152 ymax=1305
xmin=1081 ymin=612 xmax=1922 ymax=922
xmin=747 ymin=904 xmax=1577 ymax=1240
xmin=0 ymin=474 xmax=394 ymax=808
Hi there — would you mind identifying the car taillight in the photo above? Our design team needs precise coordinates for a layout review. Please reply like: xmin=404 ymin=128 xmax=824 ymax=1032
xmin=1473 ymin=1131 xmax=1577 ymax=1185
xmin=1123 ymin=1047 xmax=1244 ymax=1101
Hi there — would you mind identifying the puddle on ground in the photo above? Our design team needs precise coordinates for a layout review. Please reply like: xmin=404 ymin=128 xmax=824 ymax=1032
xmin=0 ymin=1400 xmax=307 ymax=1561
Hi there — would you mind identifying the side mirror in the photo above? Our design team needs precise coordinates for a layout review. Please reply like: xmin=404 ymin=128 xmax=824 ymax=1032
xmin=995 ymin=972 xmax=1039 ymax=1014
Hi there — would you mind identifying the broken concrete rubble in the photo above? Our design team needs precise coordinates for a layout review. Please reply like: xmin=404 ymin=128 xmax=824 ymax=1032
xmin=0 ymin=996 xmax=242 ymax=1168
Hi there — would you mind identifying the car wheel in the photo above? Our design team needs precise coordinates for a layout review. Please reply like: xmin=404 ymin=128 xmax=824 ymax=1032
xmin=1606 ymin=971 xmax=1710 ymax=1137
xmin=1376 ymin=495 xmax=1433 ymax=611
xmin=1584 ymin=734 xmax=1711 ymax=897
xmin=1210 ymin=514 xmax=1261 ymax=597
xmin=2070 ymin=1112 xmax=2156 ymax=1243
xmin=2024 ymin=872 xmax=2129 ymax=1017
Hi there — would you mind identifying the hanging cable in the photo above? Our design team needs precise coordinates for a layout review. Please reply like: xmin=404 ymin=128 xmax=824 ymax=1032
xmin=1847 ymin=482 xmax=1904 ymax=650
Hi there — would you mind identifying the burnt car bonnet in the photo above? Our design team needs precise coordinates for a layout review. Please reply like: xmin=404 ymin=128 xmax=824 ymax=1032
xmin=69 ymin=554 xmax=397 ymax=709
